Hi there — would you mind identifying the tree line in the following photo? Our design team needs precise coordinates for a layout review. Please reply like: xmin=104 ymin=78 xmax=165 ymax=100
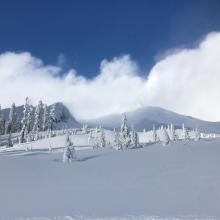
xmin=0 ymin=97 xmax=56 ymax=143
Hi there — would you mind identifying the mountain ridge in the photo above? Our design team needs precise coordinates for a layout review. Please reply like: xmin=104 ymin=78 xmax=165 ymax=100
xmin=2 ymin=103 xmax=220 ymax=133
xmin=84 ymin=106 xmax=220 ymax=133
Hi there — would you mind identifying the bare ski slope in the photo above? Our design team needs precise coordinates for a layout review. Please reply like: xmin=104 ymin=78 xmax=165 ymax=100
xmin=0 ymin=138 xmax=220 ymax=220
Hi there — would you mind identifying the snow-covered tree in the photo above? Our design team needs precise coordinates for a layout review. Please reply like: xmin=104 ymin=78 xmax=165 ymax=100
xmin=82 ymin=123 xmax=88 ymax=134
xmin=28 ymin=106 xmax=34 ymax=132
xmin=88 ymin=131 xmax=93 ymax=144
xmin=20 ymin=97 xmax=33 ymax=143
xmin=152 ymin=125 xmax=157 ymax=142
xmin=169 ymin=124 xmax=176 ymax=141
xmin=113 ymin=129 xmax=120 ymax=149
xmin=42 ymin=104 xmax=49 ymax=131
xmin=182 ymin=123 xmax=189 ymax=141
xmin=7 ymin=132 xmax=13 ymax=147
xmin=93 ymin=136 xmax=99 ymax=149
xmin=99 ymin=129 xmax=106 ymax=148
xmin=160 ymin=126 xmax=170 ymax=146
xmin=49 ymin=104 xmax=56 ymax=130
xmin=131 ymin=130 xmax=139 ymax=148
xmin=119 ymin=114 xmax=131 ymax=150
xmin=194 ymin=128 xmax=200 ymax=141
xmin=32 ymin=100 xmax=43 ymax=140
xmin=0 ymin=105 xmax=5 ymax=135
xmin=6 ymin=103 xmax=17 ymax=133
xmin=63 ymin=134 xmax=76 ymax=163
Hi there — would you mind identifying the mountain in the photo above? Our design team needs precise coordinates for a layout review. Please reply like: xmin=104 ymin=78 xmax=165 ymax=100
xmin=85 ymin=106 xmax=220 ymax=133
xmin=2 ymin=103 xmax=220 ymax=133
xmin=2 ymin=102 xmax=81 ymax=129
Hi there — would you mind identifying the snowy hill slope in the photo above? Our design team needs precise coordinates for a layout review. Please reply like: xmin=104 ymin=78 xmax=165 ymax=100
xmin=2 ymin=102 xmax=81 ymax=129
xmin=86 ymin=106 xmax=220 ymax=133
xmin=0 ymin=138 xmax=220 ymax=219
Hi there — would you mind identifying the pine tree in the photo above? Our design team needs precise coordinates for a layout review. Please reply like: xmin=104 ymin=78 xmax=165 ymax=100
xmin=131 ymin=130 xmax=139 ymax=148
xmin=32 ymin=100 xmax=43 ymax=140
xmin=82 ymin=123 xmax=88 ymax=134
xmin=7 ymin=132 xmax=13 ymax=147
xmin=20 ymin=97 xmax=32 ymax=143
xmin=194 ymin=128 xmax=200 ymax=141
xmin=42 ymin=104 xmax=49 ymax=131
xmin=152 ymin=125 xmax=157 ymax=142
xmin=49 ymin=104 xmax=56 ymax=130
xmin=113 ymin=128 xmax=120 ymax=149
xmin=119 ymin=114 xmax=131 ymax=150
xmin=6 ymin=103 xmax=17 ymax=133
xmin=160 ymin=126 xmax=170 ymax=146
xmin=99 ymin=129 xmax=106 ymax=148
xmin=0 ymin=105 xmax=5 ymax=135
xmin=63 ymin=134 xmax=76 ymax=163
xmin=182 ymin=123 xmax=189 ymax=141
xmin=169 ymin=124 xmax=176 ymax=141
xmin=27 ymin=105 xmax=34 ymax=133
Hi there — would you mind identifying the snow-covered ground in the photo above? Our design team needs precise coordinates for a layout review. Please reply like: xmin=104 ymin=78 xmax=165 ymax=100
xmin=0 ymin=135 xmax=220 ymax=220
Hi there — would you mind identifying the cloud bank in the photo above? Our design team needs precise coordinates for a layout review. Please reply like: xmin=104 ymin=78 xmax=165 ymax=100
xmin=0 ymin=32 xmax=220 ymax=121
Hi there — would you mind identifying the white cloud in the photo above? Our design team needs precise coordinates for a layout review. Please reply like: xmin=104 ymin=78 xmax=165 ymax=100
xmin=0 ymin=32 xmax=220 ymax=121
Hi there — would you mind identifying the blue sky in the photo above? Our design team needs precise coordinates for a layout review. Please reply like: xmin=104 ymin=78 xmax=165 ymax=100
xmin=1 ymin=0 xmax=220 ymax=121
xmin=1 ymin=0 xmax=220 ymax=77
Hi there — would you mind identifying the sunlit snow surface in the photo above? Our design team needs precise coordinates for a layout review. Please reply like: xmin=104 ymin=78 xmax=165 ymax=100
xmin=0 ymin=135 xmax=220 ymax=220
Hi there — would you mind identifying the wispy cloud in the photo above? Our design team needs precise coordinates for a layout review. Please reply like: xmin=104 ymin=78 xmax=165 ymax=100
xmin=0 ymin=32 xmax=220 ymax=121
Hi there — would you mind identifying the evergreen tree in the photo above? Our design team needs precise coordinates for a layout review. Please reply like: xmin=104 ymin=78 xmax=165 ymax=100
xmin=49 ymin=104 xmax=56 ymax=130
xmin=182 ymin=123 xmax=189 ymax=141
xmin=113 ymin=129 xmax=121 ymax=149
xmin=194 ymin=128 xmax=200 ymax=141
xmin=131 ymin=130 xmax=139 ymax=148
xmin=169 ymin=124 xmax=176 ymax=141
xmin=152 ymin=125 xmax=157 ymax=142
xmin=6 ymin=103 xmax=17 ymax=133
xmin=42 ymin=104 xmax=49 ymax=131
xmin=20 ymin=97 xmax=32 ymax=143
xmin=0 ymin=105 xmax=5 ymax=135
xmin=160 ymin=126 xmax=170 ymax=146
xmin=82 ymin=123 xmax=88 ymax=134
xmin=119 ymin=114 xmax=131 ymax=149
xmin=32 ymin=100 xmax=43 ymax=140
xmin=63 ymin=134 xmax=76 ymax=163
xmin=99 ymin=129 xmax=106 ymax=148
xmin=7 ymin=132 xmax=13 ymax=147
xmin=27 ymin=105 xmax=34 ymax=133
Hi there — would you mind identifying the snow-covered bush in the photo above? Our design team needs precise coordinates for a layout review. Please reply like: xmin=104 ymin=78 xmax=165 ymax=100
xmin=63 ymin=134 xmax=76 ymax=163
